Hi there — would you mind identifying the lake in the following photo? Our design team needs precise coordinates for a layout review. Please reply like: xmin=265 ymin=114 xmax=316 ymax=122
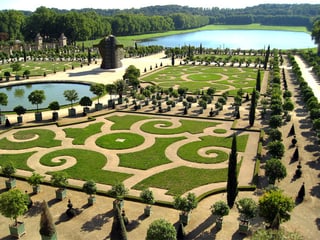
xmin=139 ymin=30 xmax=316 ymax=50
xmin=0 ymin=82 xmax=95 ymax=112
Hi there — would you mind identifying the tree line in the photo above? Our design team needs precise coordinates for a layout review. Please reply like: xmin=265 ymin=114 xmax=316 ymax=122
xmin=0 ymin=4 xmax=319 ymax=43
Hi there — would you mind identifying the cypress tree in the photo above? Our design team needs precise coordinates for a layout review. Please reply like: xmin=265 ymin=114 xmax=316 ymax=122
xmin=264 ymin=45 xmax=270 ymax=70
xmin=249 ymin=89 xmax=257 ymax=127
xmin=227 ymin=133 xmax=238 ymax=208
xmin=256 ymin=69 xmax=261 ymax=92
xmin=171 ymin=51 xmax=175 ymax=66
xmin=39 ymin=200 xmax=56 ymax=238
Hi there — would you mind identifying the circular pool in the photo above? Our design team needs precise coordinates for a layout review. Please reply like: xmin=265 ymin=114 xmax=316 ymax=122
xmin=0 ymin=82 xmax=96 ymax=111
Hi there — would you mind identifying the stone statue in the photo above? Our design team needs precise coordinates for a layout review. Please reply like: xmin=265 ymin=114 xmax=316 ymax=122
xmin=98 ymin=35 xmax=123 ymax=69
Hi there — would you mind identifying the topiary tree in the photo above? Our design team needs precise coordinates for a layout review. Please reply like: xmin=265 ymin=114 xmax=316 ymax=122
xmin=236 ymin=198 xmax=258 ymax=221
xmin=173 ymin=192 xmax=198 ymax=225
xmin=39 ymin=200 xmax=57 ymax=239
xmin=28 ymin=90 xmax=45 ymax=112
xmin=269 ymin=115 xmax=282 ymax=128
xmin=110 ymin=205 xmax=127 ymax=240
xmin=268 ymin=128 xmax=282 ymax=141
xmin=259 ymin=189 xmax=294 ymax=229
xmin=63 ymin=89 xmax=79 ymax=109
xmin=48 ymin=101 xmax=60 ymax=121
xmin=90 ymin=83 xmax=105 ymax=104
xmin=265 ymin=158 xmax=287 ymax=185
xmin=267 ymin=140 xmax=285 ymax=159
xmin=27 ymin=172 xmax=45 ymax=194
xmin=109 ymin=182 xmax=128 ymax=210
xmin=2 ymin=162 xmax=16 ymax=189
xmin=140 ymin=188 xmax=155 ymax=216
xmin=83 ymin=180 xmax=97 ymax=206
xmin=227 ymin=133 xmax=238 ymax=208
xmin=146 ymin=219 xmax=176 ymax=240
xmin=0 ymin=189 xmax=28 ymax=226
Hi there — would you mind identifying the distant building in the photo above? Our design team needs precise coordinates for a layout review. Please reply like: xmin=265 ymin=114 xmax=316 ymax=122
xmin=59 ymin=33 xmax=67 ymax=47
xmin=34 ymin=33 xmax=43 ymax=50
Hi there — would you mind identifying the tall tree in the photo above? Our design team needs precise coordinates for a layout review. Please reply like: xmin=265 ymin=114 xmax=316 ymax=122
xmin=264 ymin=45 xmax=270 ymax=70
xmin=227 ymin=133 xmax=238 ymax=208
xmin=311 ymin=20 xmax=320 ymax=56
xmin=256 ymin=69 xmax=261 ymax=92
xmin=259 ymin=189 xmax=294 ymax=228
xmin=249 ymin=89 xmax=257 ymax=127
xmin=265 ymin=158 xmax=287 ymax=184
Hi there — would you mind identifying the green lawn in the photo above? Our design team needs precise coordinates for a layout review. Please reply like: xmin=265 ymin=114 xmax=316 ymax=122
xmin=0 ymin=61 xmax=82 ymax=77
xmin=133 ymin=166 xmax=228 ymax=195
xmin=96 ymin=132 xmax=145 ymax=149
xmin=0 ymin=129 xmax=61 ymax=150
xmin=106 ymin=114 xmax=152 ymax=130
xmin=63 ymin=122 xmax=104 ymax=145
xmin=40 ymin=148 xmax=132 ymax=184
xmin=177 ymin=135 xmax=248 ymax=164
xmin=118 ymin=137 xmax=186 ymax=169
xmin=141 ymin=65 xmax=260 ymax=94
xmin=140 ymin=119 xmax=220 ymax=134
xmin=0 ymin=152 xmax=36 ymax=171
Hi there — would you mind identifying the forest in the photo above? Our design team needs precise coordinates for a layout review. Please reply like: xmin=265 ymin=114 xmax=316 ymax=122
xmin=0 ymin=4 xmax=319 ymax=43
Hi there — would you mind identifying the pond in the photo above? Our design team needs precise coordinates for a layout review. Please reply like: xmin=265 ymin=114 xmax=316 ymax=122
xmin=0 ymin=82 xmax=95 ymax=112
xmin=139 ymin=30 xmax=316 ymax=50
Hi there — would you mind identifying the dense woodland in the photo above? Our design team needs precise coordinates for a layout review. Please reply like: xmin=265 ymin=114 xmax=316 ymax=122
xmin=0 ymin=4 xmax=319 ymax=43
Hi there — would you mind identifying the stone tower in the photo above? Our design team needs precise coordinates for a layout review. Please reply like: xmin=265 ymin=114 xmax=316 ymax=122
xmin=98 ymin=35 xmax=123 ymax=69
xmin=35 ymin=33 xmax=43 ymax=50
xmin=59 ymin=33 xmax=67 ymax=47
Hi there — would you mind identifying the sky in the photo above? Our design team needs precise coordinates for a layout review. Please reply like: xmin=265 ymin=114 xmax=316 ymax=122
xmin=0 ymin=0 xmax=319 ymax=11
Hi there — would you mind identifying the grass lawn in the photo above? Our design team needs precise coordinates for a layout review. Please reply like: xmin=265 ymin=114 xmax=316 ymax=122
xmin=106 ymin=114 xmax=152 ymax=130
xmin=0 ymin=129 xmax=61 ymax=150
xmin=0 ymin=152 xmax=36 ymax=171
xmin=133 ymin=166 xmax=229 ymax=195
xmin=140 ymin=119 xmax=220 ymax=134
xmin=177 ymin=135 xmax=248 ymax=164
xmin=96 ymin=132 xmax=145 ymax=149
xmin=0 ymin=61 xmax=81 ymax=77
xmin=118 ymin=136 xmax=186 ymax=170
xmin=141 ymin=65 xmax=260 ymax=95
xmin=40 ymin=148 xmax=132 ymax=184
xmin=63 ymin=122 xmax=104 ymax=145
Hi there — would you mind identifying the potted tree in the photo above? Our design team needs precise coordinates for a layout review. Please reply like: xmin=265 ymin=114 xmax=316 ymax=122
xmin=48 ymin=101 xmax=60 ymax=121
xmin=13 ymin=105 xmax=26 ymax=124
xmin=140 ymin=188 xmax=155 ymax=216
xmin=23 ymin=70 xmax=30 ymax=79
xmin=39 ymin=200 xmax=57 ymax=240
xmin=79 ymin=96 xmax=92 ymax=115
xmin=82 ymin=180 xmax=97 ymax=206
xmin=90 ymin=83 xmax=105 ymax=111
xmin=236 ymin=198 xmax=258 ymax=234
xmin=50 ymin=172 xmax=68 ymax=200
xmin=114 ymin=79 xmax=127 ymax=104
xmin=109 ymin=182 xmax=128 ymax=210
xmin=211 ymin=200 xmax=230 ymax=230
xmin=27 ymin=172 xmax=45 ymax=194
xmin=28 ymin=90 xmax=45 ymax=121
xmin=63 ymin=89 xmax=79 ymax=117
xmin=0 ymin=189 xmax=28 ymax=238
xmin=173 ymin=192 xmax=198 ymax=225
xmin=2 ymin=162 xmax=16 ymax=189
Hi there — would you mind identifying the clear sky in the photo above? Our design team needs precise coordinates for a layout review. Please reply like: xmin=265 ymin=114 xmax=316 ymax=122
xmin=0 ymin=0 xmax=319 ymax=11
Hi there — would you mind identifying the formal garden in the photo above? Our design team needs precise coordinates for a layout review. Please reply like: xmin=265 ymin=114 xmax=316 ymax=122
xmin=0 ymin=45 xmax=319 ymax=240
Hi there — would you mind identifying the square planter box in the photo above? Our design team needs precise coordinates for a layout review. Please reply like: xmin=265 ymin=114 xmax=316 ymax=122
xmin=9 ymin=222 xmax=26 ymax=238
xmin=179 ymin=212 xmax=191 ymax=225
xmin=5 ymin=178 xmax=16 ymax=189
xmin=17 ymin=116 xmax=23 ymax=124
xmin=32 ymin=185 xmax=41 ymax=194
xmin=144 ymin=206 xmax=152 ymax=217
xmin=95 ymin=103 xmax=103 ymax=111
xmin=52 ymin=112 xmax=59 ymax=121
xmin=55 ymin=189 xmax=67 ymax=200
xmin=68 ymin=108 xmax=76 ymax=117
xmin=41 ymin=232 xmax=57 ymax=240
xmin=35 ymin=112 xmax=42 ymax=122
xmin=88 ymin=196 xmax=96 ymax=206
